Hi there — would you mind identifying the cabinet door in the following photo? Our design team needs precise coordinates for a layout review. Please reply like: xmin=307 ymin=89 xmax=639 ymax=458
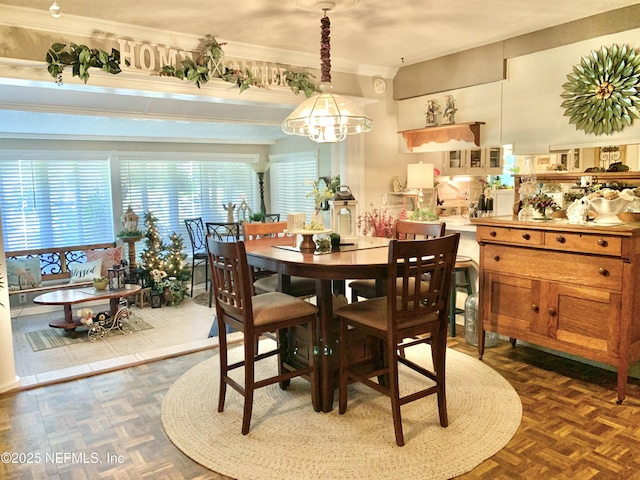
xmin=484 ymin=147 xmax=503 ymax=175
xmin=539 ymin=282 xmax=621 ymax=361
xmin=482 ymin=271 xmax=540 ymax=339
xmin=443 ymin=150 xmax=466 ymax=174
xmin=467 ymin=149 xmax=483 ymax=173
xmin=283 ymin=324 xmax=313 ymax=369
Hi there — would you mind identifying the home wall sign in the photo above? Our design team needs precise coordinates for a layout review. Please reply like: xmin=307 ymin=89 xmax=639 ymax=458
xmin=115 ymin=38 xmax=289 ymax=86
xmin=46 ymin=34 xmax=317 ymax=96
xmin=560 ymin=43 xmax=640 ymax=136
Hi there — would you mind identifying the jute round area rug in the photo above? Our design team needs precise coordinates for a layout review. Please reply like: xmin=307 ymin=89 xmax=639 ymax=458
xmin=162 ymin=343 xmax=521 ymax=480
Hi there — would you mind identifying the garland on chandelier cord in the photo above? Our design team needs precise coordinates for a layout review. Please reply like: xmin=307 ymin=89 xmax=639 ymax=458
xmin=45 ymin=34 xmax=319 ymax=97
xmin=320 ymin=14 xmax=331 ymax=83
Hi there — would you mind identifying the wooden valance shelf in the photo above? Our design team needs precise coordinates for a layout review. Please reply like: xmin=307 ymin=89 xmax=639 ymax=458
xmin=399 ymin=122 xmax=485 ymax=152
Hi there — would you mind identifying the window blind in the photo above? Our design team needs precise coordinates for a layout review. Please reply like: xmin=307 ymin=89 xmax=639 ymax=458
xmin=0 ymin=153 xmax=113 ymax=250
xmin=120 ymin=153 xmax=258 ymax=242
xmin=269 ymin=151 xmax=318 ymax=219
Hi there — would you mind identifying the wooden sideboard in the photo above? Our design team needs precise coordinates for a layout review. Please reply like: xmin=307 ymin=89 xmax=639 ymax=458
xmin=471 ymin=216 xmax=640 ymax=403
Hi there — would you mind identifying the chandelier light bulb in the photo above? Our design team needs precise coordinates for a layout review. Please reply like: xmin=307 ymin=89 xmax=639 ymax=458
xmin=49 ymin=2 xmax=61 ymax=18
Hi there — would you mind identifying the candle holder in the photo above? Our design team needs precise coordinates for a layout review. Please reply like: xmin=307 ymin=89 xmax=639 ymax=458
xmin=107 ymin=264 xmax=126 ymax=291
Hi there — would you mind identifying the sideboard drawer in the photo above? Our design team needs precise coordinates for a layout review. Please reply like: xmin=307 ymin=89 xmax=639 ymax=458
xmin=482 ymin=244 xmax=623 ymax=290
xmin=543 ymin=232 xmax=622 ymax=256
xmin=477 ymin=226 xmax=543 ymax=246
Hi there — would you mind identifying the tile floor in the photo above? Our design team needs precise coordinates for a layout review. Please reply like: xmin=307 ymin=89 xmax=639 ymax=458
xmin=9 ymin=286 xmax=243 ymax=390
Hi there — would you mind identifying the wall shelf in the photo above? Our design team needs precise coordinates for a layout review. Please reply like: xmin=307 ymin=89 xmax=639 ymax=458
xmin=399 ymin=122 xmax=485 ymax=152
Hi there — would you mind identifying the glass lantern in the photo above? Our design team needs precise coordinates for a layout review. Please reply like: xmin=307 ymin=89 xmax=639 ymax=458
xmin=122 ymin=206 xmax=139 ymax=233
xmin=107 ymin=264 xmax=126 ymax=291
xmin=329 ymin=200 xmax=358 ymax=241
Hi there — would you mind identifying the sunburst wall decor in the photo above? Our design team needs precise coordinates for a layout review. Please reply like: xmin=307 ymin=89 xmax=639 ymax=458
xmin=560 ymin=44 xmax=640 ymax=136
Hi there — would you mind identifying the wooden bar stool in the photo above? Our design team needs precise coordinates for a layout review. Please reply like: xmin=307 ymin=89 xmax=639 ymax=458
xmin=449 ymin=256 xmax=474 ymax=337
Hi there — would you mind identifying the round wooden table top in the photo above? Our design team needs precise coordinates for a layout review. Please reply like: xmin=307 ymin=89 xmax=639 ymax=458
xmin=33 ymin=284 xmax=141 ymax=306
xmin=244 ymin=236 xmax=391 ymax=280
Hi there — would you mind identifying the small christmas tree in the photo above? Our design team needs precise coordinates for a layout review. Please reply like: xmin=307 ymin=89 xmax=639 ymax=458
xmin=140 ymin=211 xmax=166 ymax=273
xmin=164 ymin=232 xmax=189 ymax=281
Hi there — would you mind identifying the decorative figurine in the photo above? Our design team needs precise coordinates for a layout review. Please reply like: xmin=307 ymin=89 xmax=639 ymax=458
xmin=223 ymin=201 xmax=236 ymax=223
xmin=392 ymin=176 xmax=405 ymax=192
xmin=424 ymin=99 xmax=440 ymax=127
xmin=566 ymin=198 xmax=589 ymax=224
xmin=237 ymin=199 xmax=252 ymax=222
xmin=443 ymin=95 xmax=457 ymax=124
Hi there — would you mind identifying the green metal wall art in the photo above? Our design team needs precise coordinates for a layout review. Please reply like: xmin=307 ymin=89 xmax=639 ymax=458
xmin=561 ymin=44 xmax=640 ymax=136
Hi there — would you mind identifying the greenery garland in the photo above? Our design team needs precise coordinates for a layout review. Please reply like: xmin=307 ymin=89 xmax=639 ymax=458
xmin=560 ymin=43 xmax=640 ymax=136
xmin=46 ymin=43 xmax=126 ymax=83
xmin=46 ymin=34 xmax=318 ymax=98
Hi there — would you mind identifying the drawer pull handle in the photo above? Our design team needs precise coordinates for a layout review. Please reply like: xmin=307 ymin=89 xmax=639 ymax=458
xmin=531 ymin=304 xmax=539 ymax=312
xmin=489 ymin=230 xmax=497 ymax=237
xmin=599 ymin=267 xmax=609 ymax=276
xmin=556 ymin=235 xmax=566 ymax=244
xmin=493 ymin=254 xmax=500 ymax=262
xmin=522 ymin=233 xmax=530 ymax=240
xmin=548 ymin=308 xmax=556 ymax=316
xmin=597 ymin=238 xmax=608 ymax=247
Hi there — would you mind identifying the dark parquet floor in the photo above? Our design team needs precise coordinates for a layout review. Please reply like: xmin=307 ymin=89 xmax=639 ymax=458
xmin=1 ymin=336 xmax=640 ymax=479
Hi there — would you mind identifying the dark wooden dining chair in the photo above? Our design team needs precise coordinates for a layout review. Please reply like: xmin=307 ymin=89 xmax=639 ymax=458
xmin=184 ymin=217 xmax=208 ymax=297
xmin=335 ymin=233 xmax=460 ymax=446
xmin=263 ymin=213 xmax=280 ymax=222
xmin=205 ymin=222 xmax=241 ymax=307
xmin=349 ymin=220 xmax=446 ymax=302
xmin=206 ymin=221 xmax=241 ymax=241
xmin=207 ymin=237 xmax=320 ymax=434
xmin=243 ymin=221 xmax=316 ymax=298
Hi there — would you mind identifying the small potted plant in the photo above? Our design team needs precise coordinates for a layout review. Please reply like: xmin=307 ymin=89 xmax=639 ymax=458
xmin=329 ymin=232 xmax=341 ymax=250
xmin=315 ymin=237 xmax=331 ymax=253
xmin=93 ymin=277 xmax=108 ymax=291
xmin=250 ymin=212 xmax=266 ymax=222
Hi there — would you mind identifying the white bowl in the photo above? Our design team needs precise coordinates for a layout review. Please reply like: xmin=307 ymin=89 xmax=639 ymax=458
xmin=589 ymin=196 xmax=631 ymax=215
xmin=589 ymin=197 xmax=632 ymax=224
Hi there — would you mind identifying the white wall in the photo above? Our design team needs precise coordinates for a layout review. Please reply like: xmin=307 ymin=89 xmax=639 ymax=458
xmin=503 ymin=28 xmax=640 ymax=154
xmin=394 ymin=28 xmax=640 ymax=158
xmin=397 ymin=82 xmax=504 ymax=151
xmin=361 ymin=82 xmax=412 ymax=210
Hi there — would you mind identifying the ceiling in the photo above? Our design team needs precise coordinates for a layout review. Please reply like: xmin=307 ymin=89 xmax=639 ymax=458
xmin=0 ymin=0 xmax=638 ymax=144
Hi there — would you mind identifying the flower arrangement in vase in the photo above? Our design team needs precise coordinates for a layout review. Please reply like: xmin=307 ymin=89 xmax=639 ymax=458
xmin=305 ymin=179 xmax=335 ymax=210
xmin=525 ymin=192 xmax=561 ymax=218
xmin=159 ymin=276 xmax=188 ymax=305
xmin=304 ymin=178 xmax=336 ymax=226
xmin=357 ymin=205 xmax=407 ymax=238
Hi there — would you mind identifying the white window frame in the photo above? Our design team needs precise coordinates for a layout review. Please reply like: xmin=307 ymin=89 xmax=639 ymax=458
xmin=0 ymin=150 xmax=113 ymax=250
xmin=269 ymin=151 xmax=319 ymax=221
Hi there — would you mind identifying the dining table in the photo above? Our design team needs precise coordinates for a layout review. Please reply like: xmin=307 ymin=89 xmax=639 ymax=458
xmin=244 ymin=234 xmax=391 ymax=412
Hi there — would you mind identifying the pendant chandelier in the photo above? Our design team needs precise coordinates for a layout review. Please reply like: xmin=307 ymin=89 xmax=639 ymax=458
xmin=281 ymin=3 xmax=373 ymax=143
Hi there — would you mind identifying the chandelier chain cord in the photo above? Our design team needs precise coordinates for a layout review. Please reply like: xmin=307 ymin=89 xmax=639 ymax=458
xmin=320 ymin=14 xmax=331 ymax=84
